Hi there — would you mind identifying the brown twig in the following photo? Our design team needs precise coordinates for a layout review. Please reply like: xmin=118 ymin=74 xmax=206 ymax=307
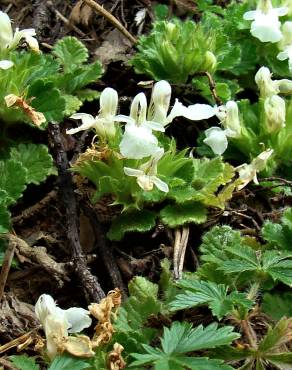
xmin=0 ymin=357 xmax=17 ymax=370
xmin=0 ymin=235 xmax=17 ymax=302
xmin=241 ymin=320 xmax=257 ymax=349
xmin=259 ymin=176 xmax=292 ymax=187
xmin=5 ymin=234 xmax=69 ymax=285
xmin=47 ymin=1 xmax=87 ymax=38
xmin=48 ymin=123 xmax=105 ymax=303
xmin=84 ymin=0 xmax=137 ymax=44
xmin=82 ymin=204 xmax=127 ymax=299
xmin=12 ymin=190 xmax=57 ymax=225
xmin=173 ymin=227 xmax=190 ymax=279
xmin=195 ymin=71 xmax=222 ymax=106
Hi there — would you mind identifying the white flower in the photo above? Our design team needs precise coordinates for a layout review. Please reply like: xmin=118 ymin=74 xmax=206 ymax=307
xmin=243 ymin=0 xmax=287 ymax=43
xmin=119 ymin=92 xmax=163 ymax=159
xmin=216 ymin=100 xmax=241 ymax=138
xmin=255 ymin=66 xmax=292 ymax=98
xmin=35 ymin=294 xmax=92 ymax=359
xmin=0 ymin=11 xmax=39 ymax=51
xmin=264 ymin=95 xmax=286 ymax=132
xmin=203 ymin=127 xmax=228 ymax=155
xmin=277 ymin=22 xmax=292 ymax=72
xmin=203 ymin=101 xmax=241 ymax=155
xmin=147 ymin=80 xmax=216 ymax=126
xmin=236 ymin=149 xmax=274 ymax=190
xmin=0 ymin=60 xmax=13 ymax=69
xmin=67 ymin=87 xmax=119 ymax=138
xmin=124 ymin=148 xmax=168 ymax=192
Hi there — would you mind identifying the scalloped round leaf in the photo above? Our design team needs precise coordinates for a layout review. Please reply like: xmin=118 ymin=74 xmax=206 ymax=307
xmin=160 ymin=202 xmax=207 ymax=228
xmin=53 ymin=36 xmax=89 ymax=71
xmin=0 ymin=160 xmax=27 ymax=206
xmin=107 ymin=210 xmax=156 ymax=241
xmin=10 ymin=144 xmax=56 ymax=185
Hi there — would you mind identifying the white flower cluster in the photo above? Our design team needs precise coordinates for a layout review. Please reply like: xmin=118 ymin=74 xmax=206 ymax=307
xmin=67 ymin=80 xmax=216 ymax=193
xmin=0 ymin=10 xmax=39 ymax=69
xmin=243 ymin=0 xmax=292 ymax=71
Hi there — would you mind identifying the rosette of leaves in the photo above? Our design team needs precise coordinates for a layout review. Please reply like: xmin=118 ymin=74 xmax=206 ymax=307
xmin=130 ymin=17 xmax=240 ymax=85
xmin=73 ymin=141 xmax=237 ymax=240
xmin=0 ymin=36 xmax=102 ymax=129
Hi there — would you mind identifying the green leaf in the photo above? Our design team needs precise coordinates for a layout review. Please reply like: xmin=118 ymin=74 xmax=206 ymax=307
xmin=53 ymin=36 xmax=88 ymax=72
xmin=75 ymin=89 xmax=100 ymax=103
xmin=10 ymin=355 xmax=40 ymax=370
xmin=107 ymin=210 xmax=156 ymax=241
xmin=63 ymin=94 xmax=83 ymax=116
xmin=130 ymin=321 xmax=239 ymax=368
xmin=169 ymin=279 xmax=252 ymax=320
xmin=160 ymin=202 xmax=207 ymax=228
xmin=262 ymin=292 xmax=292 ymax=320
xmin=129 ymin=276 xmax=159 ymax=301
xmin=258 ymin=318 xmax=292 ymax=352
xmin=262 ymin=208 xmax=292 ymax=251
xmin=0 ymin=204 xmax=10 ymax=233
xmin=0 ymin=160 xmax=27 ymax=206
xmin=28 ymin=80 xmax=66 ymax=122
xmin=10 ymin=144 xmax=56 ymax=185
xmin=48 ymin=354 xmax=91 ymax=370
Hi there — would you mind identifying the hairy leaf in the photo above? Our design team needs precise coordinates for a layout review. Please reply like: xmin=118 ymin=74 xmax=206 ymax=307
xmin=53 ymin=36 xmax=88 ymax=72
xmin=10 ymin=144 xmax=56 ymax=185
xmin=160 ymin=201 xmax=207 ymax=228
xmin=0 ymin=160 xmax=27 ymax=206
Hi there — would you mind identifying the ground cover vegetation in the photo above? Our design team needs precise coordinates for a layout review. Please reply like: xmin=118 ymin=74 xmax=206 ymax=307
xmin=0 ymin=0 xmax=291 ymax=369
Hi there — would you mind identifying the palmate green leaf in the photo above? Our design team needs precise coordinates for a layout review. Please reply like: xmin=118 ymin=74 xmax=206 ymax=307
xmin=10 ymin=144 xmax=56 ymax=185
xmin=107 ymin=210 xmax=157 ymax=241
xmin=0 ymin=203 xmax=10 ymax=233
xmin=0 ymin=160 xmax=27 ymax=206
xmin=163 ymin=321 xmax=239 ymax=353
xmin=10 ymin=355 xmax=40 ymax=370
xmin=169 ymin=279 xmax=253 ymax=320
xmin=130 ymin=321 xmax=238 ymax=369
xmin=262 ymin=292 xmax=292 ymax=320
xmin=48 ymin=354 xmax=91 ymax=370
xmin=28 ymin=80 xmax=66 ymax=123
xmin=160 ymin=201 xmax=207 ymax=228
xmin=114 ymin=278 xmax=161 ymax=355
xmin=53 ymin=36 xmax=88 ymax=72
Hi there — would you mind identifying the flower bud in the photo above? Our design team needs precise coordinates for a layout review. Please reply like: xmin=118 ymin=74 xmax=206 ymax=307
xmin=166 ymin=22 xmax=178 ymax=40
xmin=264 ymin=95 xmax=286 ymax=133
xmin=204 ymin=51 xmax=217 ymax=72
xmin=255 ymin=66 xmax=279 ymax=97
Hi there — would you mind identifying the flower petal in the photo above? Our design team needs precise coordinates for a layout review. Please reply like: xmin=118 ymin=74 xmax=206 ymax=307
xmin=243 ymin=10 xmax=257 ymax=20
xmin=64 ymin=307 xmax=92 ymax=333
xmin=143 ymin=120 xmax=165 ymax=132
xmin=151 ymin=176 xmax=169 ymax=192
xmin=119 ymin=125 xmax=159 ymax=159
xmin=184 ymin=103 xmax=216 ymax=120
xmin=67 ymin=114 xmax=96 ymax=134
xmin=277 ymin=50 xmax=289 ymax=61
xmin=0 ymin=60 xmax=13 ymax=69
xmin=0 ymin=11 xmax=13 ymax=49
xmin=99 ymin=87 xmax=118 ymax=117
xmin=203 ymin=127 xmax=228 ymax=155
xmin=35 ymin=294 xmax=57 ymax=324
xmin=124 ymin=167 xmax=144 ymax=177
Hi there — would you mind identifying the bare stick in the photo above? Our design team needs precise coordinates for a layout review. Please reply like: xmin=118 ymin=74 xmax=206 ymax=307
xmin=0 ymin=235 xmax=16 ymax=301
xmin=195 ymin=71 xmax=222 ymax=106
xmin=177 ymin=226 xmax=190 ymax=279
xmin=84 ymin=0 xmax=137 ymax=44
xmin=47 ymin=1 xmax=86 ymax=38
xmin=173 ymin=229 xmax=182 ymax=280
xmin=48 ymin=123 xmax=105 ymax=302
